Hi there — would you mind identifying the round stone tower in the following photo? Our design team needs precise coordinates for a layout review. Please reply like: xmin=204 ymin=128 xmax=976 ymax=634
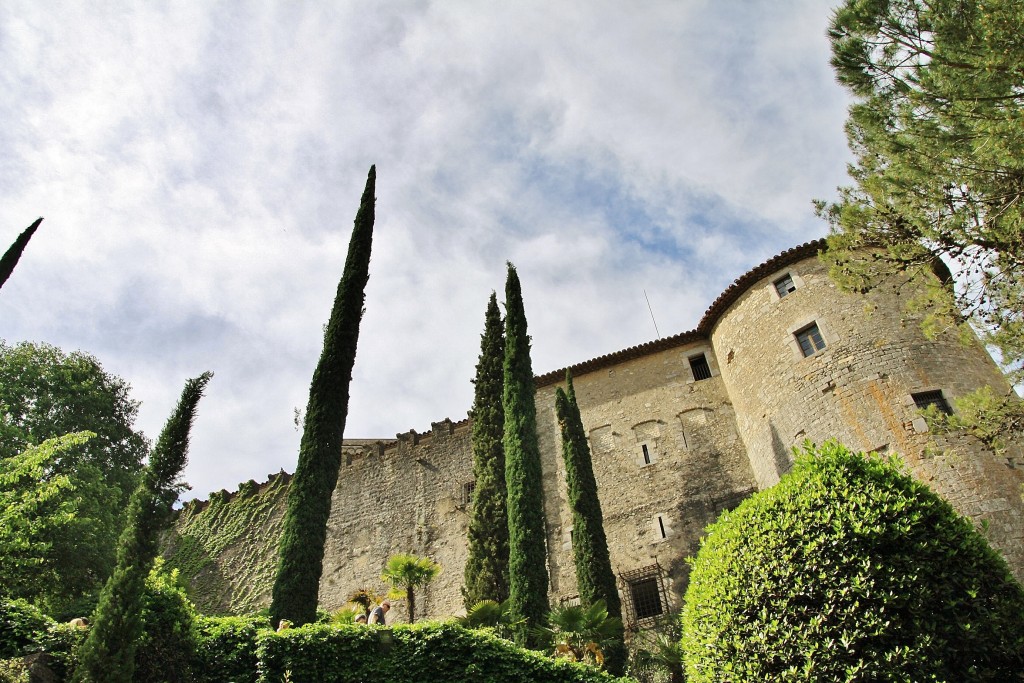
xmin=707 ymin=240 xmax=1023 ymax=579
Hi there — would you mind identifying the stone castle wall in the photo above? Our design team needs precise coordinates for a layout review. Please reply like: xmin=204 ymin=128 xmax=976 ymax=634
xmin=166 ymin=240 xmax=1024 ymax=620
xmin=711 ymin=252 xmax=1024 ymax=574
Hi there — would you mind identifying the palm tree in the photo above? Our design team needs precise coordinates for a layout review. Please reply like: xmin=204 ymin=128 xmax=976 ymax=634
xmin=458 ymin=599 xmax=523 ymax=641
xmin=532 ymin=599 xmax=623 ymax=669
xmin=380 ymin=554 xmax=441 ymax=623
xmin=346 ymin=587 xmax=385 ymax=619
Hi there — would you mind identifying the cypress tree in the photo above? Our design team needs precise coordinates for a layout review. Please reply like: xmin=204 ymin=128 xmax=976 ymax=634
xmin=463 ymin=292 xmax=509 ymax=609
xmin=555 ymin=370 xmax=625 ymax=674
xmin=502 ymin=262 xmax=548 ymax=646
xmin=270 ymin=166 xmax=376 ymax=627
xmin=74 ymin=372 xmax=212 ymax=683
xmin=0 ymin=218 xmax=42 ymax=291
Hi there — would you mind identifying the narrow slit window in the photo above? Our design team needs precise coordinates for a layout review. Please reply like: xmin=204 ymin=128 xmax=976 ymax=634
xmin=774 ymin=273 xmax=796 ymax=297
xmin=913 ymin=390 xmax=953 ymax=415
xmin=796 ymin=323 xmax=826 ymax=357
xmin=641 ymin=443 xmax=651 ymax=465
xmin=657 ymin=515 xmax=667 ymax=539
xmin=689 ymin=354 xmax=712 ymax=381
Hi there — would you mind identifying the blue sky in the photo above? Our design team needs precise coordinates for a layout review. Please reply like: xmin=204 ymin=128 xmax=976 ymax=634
xmin=0 ymin=2 xmax=853 ymax=500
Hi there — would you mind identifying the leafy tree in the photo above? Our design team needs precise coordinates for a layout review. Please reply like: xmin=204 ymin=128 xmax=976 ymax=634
xmin=0 ymin=432 xmax=119 ymax=610
xmin=680 ymin=440 xmax=1024 ymax=682
xmin=502 ymin=262 xmax=549 ymax=647
xmin=533 ymin=600 xmax=623 ymax=670
xmin=0 ymin=341 xmax=148 ymax=609
xmin=381 ymin=553 xmax=441 ymax=623
xmin=74 ymin=372 xmax=212 ymax=683
xmin=0 ymin=340 xmax=148 ymax=495
xmin=270 ymin=166 xmax=377 ymax=628
xmin=0 ymin=218 xmax=41 ymax=291
xmin=819 ymin=0 xmax=1024 ymax=441
xmin=463 ymin=291 xmax=510 ymax=609
xmin=554 ymin=371 xmax=625 ymax=675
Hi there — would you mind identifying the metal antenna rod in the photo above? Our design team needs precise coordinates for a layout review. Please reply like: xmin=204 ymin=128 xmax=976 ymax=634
xmin=643 ymin=289 xmax=661 ymax=339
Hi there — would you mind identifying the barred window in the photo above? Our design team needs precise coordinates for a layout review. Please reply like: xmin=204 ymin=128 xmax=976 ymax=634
xmin=630 ymin=578 xmax=662 ymax=619
xmin=619 ymin=564 xmax=668 ymax=625
xmin=913 ymin=390 xmax=952 ymax=415
xmin=689 ymin=354 xmax=712 ymax=381
xmin=463 ymin=481 xmax=476 ymax=506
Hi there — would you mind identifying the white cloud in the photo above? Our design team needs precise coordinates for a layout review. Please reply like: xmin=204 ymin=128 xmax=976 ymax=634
xmin=0 ymin=0 xmax=852 ymax=500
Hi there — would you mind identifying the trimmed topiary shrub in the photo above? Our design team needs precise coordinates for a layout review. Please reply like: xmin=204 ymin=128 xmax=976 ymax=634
xmin=681 ymin=440 xmax=1024 ymax=682
xmin=134 ymin=565 xmax=199 ymax=683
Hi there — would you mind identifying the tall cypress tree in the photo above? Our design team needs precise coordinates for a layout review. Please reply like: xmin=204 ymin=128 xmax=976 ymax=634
xmin=502 ymin=262 xmax=548 ymax=646
xmin=0 ymin=218 xmax=42 ymax=291
xmin=270 ymin=166 xmax=376 ymax=627
xmin=74 ymin=372 xmax=212 ymax=683
xmin=463 ymin=292 xmax=509 ymax=609
xmin=555 ymin=370 xmax=625 ymax=675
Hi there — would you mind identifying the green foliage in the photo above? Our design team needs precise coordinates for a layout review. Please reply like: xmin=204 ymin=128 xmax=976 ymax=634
xmin=927 ymin=385 xmax=1024 ymax=456
xmin=271 ymin=166 xmax=376 ymax=628
xmin=344 ymin=587 xmax=384 ymax=618
xmin=502 ymin=262 xmax=549 ymax=647
xmin=194 ymin=613 xmax=272 ymax=683
xmin=0 ymin=598 xmax=52 ymax=659
xmin=163 ymin=474 xmax=290 ymax=614
xmin=255 ymin=621 xmax=630 ymax=683
xmin=0 ymin=218 xmax=41 ymax=291
xmin=820 ymin=0 xmax=1024 ymax=383
xmin=463 ymin=291 xmax=510 ymax=609
xmin=554 ymin=370 xmax=625 ymax=674
xmin=533 ymin=600 xmax=623 ymax=671
xmin=74 ymin=372 xmax=211 ymax=683
xmin=131 ymin=564 xmax=199 ymax=683
xmin=381 ymin=553 xmax=441 ymax=623
xmin=0 ymin=600 xmax=87 ymax=682
xmin=457 ymin=599 xmax=523 ymax=641
xmin=0 ymin=340 xmax=149 ymax=610
xmin=680 ymin=440 xmax=1024 ymax=682
xmin=0 ymin=432 xmax=116 ymax=610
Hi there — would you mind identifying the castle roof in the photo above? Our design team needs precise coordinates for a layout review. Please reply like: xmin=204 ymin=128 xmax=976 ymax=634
xmin=534 ymin=238 xmax=826 ymax=387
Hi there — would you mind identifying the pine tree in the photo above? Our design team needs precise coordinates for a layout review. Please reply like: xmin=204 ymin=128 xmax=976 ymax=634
xmin=502 ymin=262 xmax=548 ymax=647
xmin=463 ymin=292 xmax=510 ymax=609
xmin=0 ymin=218 xmax=42 ymax=291
xmin=270 ymin=166 xmax=376 ymax=627
xmin=555 ymin=370 xmax=625 ymax=674
xmin=73 ymin=372 xmax=212 ymax=683
xmin=820 ymin=0 xmax=1024 ymax=444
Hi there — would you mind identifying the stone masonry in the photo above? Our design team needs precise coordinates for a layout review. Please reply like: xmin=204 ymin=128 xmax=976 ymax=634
xmin=168 ymin=239 xmax=1023 ymax=625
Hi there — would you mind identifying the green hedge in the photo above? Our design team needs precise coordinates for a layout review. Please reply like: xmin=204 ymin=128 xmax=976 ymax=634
xmin=256 ymin=622 xmax=630 ymax=683
xmin=681 ymin=440 xmax=1024 ymax=682
xmin=194 ymin=614 xmax=272 ymax=683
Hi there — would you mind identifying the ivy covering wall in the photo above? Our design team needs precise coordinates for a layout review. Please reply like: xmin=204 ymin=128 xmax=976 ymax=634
xmin=162 ymin=475 xmax=290 ymax=614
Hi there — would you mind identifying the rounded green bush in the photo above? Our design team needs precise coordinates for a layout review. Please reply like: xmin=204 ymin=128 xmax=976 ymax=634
xmin=680 ymin=440 xmax=1024 ymax=682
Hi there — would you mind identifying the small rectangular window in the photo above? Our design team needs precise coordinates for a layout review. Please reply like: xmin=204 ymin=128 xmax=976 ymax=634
xmin=913 ymin=390 xmax=953 ymax=415
xmin=463 ymin=481 xmax=476 ymax=506
xmin=774 ymin=273 xmax=797 ymax=297
xmin=657 ymin=515 xmax=667 ymax=539
xmin=796 ymin=324 xmax=826 ymax=357
xmin=641 ymin=444 xmax=651 ymax=465
xmin=689 ymin=354 xmax=712 ymax=381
